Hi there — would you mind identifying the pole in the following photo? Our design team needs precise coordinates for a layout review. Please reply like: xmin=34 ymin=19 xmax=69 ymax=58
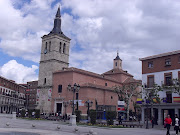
xmin=146 ymin=105 xmax=149 ymax=129
xmin=72 ymin=89 xmax=75 ymax=115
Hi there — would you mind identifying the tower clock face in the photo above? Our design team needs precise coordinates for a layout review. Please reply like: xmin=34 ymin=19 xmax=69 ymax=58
xmin=44 ymin=49 xmax=47 ymax=54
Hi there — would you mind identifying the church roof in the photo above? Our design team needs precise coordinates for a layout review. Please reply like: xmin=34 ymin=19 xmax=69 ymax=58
xmin=123 ymin=77 xmax=141 ymax=84
xmin=54 ymin=67 xmax=122 ymax=84
xmin=102 ymin=68 xmax=133 ymax=77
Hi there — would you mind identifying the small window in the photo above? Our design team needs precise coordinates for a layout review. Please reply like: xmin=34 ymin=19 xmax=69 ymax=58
xmin=147 ymin=75 xmax=154 ymax=88
xmin=105 ymin=83 xmax=107 ymax=86
xmin=111 ymin=96 xmax=113 ymax=99
xmin=63 ymin=43 xmax=66 ymax=53
xmin=164 ymin=73 xmax=172 ymax=86
xmin=59 ymin=42 xmax=62 ymax=53
xmin=165 ymin=58 xmax=171 ymax=66
xmin=44 ymin=78 xmax=46 ymax=84
xmin=148 ymin=61 xmax=153 ymax=68
xmin=115 ymin=62 xmax=117 ymax=66
xmin=179 ymin=56 xmax=180 ymax=63
xmin=58 ymin=85 xmax=62 ymax=93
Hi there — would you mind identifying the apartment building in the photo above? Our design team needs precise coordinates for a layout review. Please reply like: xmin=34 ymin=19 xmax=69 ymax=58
xmin=0 ymin=76 xmax=26 ymax=113
xmin=26 ymin=81 xmax=38 ymax=110
xmin=140 ymin=50 xmax=180 ymax=125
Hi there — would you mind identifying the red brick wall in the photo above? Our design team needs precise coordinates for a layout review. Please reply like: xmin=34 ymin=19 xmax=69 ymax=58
xmin=142 ymin=54 xmax=180 ymax=74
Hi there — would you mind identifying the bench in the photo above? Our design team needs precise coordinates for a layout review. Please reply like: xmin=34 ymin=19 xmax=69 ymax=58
xmin=122 ymin=123 xmax=143 ymax=128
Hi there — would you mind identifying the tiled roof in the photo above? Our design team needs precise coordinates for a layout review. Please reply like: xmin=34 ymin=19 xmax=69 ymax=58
xmin=139 ymin=50 xmax=180 ymax=61
xmin=123 ymin=77 xmax=141 ymax=84
xmin=102 ymin=68 xmax=133 ymax=77
xmin=54 ymin=67 xmax=122 ymax=84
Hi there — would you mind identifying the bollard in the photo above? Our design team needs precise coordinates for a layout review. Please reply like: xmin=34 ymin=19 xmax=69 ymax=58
xmin=57 ymin=125 xmax=61 ymax=130
xmin=6 ymin=122 xmax=10 ymax=127
xmin=12 ymin=112 xmax=16 ymax=119
xmin=74 ymin=127 xmax=79 ymax=132
xmin=89 ymin=129 xmax=94 ymax=134
xmin=92 ymin=132 xmax=98 ymax=135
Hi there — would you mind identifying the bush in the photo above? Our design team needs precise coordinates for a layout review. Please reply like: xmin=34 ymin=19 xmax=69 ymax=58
xmin=21 ymin=109 xmax=26 ymax=117
xmin=35 ymin=109 xmax=40 ymax=118
xmin=75 ymin=110 xmax=81 ymax=122
xmin=106 ymin=111 xmax=117 ymax=125
xmin=28 ymin=109 xmax=40 ymax=118
xmin=90 ymin=109 xmax=97 ymax=125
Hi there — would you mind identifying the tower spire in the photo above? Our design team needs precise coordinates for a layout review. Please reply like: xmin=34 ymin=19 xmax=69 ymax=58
xmin=49 ymin=6 xmax=62 ymax=35
xmin=56 ymin=6 xmax=61 ymax=18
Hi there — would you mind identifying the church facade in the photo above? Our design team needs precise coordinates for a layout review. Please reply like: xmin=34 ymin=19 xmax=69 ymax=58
xmin=37 ymin=7 xmax=141 ymax=117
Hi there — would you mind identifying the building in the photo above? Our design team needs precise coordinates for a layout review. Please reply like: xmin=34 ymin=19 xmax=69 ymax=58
xmin=37 ymin=7 xmax=141 ymax=118
xmin=26 ymin=81 xmax=38 ymax=110
xmin=140 ymin=50 xmax=180 ymax=125
xmin=0 ymin=76 xmax=26 ymax=113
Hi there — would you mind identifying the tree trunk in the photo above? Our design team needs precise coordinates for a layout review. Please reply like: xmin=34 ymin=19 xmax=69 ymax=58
xmin=127 ymin=101 xmax=130 ymax=121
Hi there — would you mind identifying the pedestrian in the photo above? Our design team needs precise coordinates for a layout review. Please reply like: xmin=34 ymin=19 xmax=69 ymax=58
xmin=118 ymin=115 xmax=122 ymax=125
xmin=174 ymin=114 xmax=179 ymax=135
xmin=164 ymin=115 xmax=172 ymax=135
xmin=151 ymin=116 xmax=155 ymax=128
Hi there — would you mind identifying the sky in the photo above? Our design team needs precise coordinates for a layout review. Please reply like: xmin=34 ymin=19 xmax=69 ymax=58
xmin=0 ymin=0 xmax=180 ymax=84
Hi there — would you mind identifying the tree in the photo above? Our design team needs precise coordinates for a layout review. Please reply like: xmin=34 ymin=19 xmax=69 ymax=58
xmin=114 ymin=81 xmax=141 ymax=121
xmin=163 ymin=78 xmax=180 ymax=95
xmin=142 ymin=84 xmax=162 ymax=129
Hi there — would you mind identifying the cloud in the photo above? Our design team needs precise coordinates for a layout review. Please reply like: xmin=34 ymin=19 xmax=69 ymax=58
xmin=62 ymin=0 xmax=180 ymax=79
xmin=1 ymin=0 xmax=180 ymax=80
xmin=0 ymin=60 xmax=38 ymax=83
xmin=0 ymin=0 xmax=58 ymax=62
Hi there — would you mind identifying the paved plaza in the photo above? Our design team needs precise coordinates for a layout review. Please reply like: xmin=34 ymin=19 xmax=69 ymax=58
xmin=0 ymin=117 xmax=176 ymax=135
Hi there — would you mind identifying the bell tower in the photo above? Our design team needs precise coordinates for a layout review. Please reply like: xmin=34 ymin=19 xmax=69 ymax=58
xmin=113 ymin=51 xmax=122 ymax=69
xmin=37 ymin=7 xmax=71 ymax=113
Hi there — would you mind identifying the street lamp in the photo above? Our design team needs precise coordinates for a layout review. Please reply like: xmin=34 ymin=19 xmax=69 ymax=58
xmin=85 ymin=100 xmax=93 ymax=120
xmin=67 ymin=83 xmax=80 ymax=115
xmin=63 ymin=101 xmax=69 ymax=120
xmin=143 ymin=97 xmax=152 ymax=129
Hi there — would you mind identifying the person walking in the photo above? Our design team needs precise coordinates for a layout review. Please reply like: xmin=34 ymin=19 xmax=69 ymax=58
xmin=164 ymin=115 xmax=172 ymax=135
xmin=118 ymin=115 xmax=122 ymax=125
xmin=174 ymin=114 xmax=179 ymax=135
xmin=151 ymin=116 xmax=155 ymax=128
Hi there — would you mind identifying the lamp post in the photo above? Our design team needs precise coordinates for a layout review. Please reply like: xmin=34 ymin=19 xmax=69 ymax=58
xmin=67 ymin=83 xmax=80 ymax=126
xmin=63 ymin=101 xmax=69 ymax=120
xmin=85 ymin=100 xmax=93 ymax=120
xmin=143 ymin=97 xmax=152 ymax=129
xmin=67 ymin=83 xmax=80 ymax=115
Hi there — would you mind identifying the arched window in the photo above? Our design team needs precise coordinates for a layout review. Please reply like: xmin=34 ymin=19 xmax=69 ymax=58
xmin=45 ymin=42 xmax=47 ymax=50
xmin=49 ymin=41 xmax=51 ymax=52
xmin=63 ymin=43 xmax=66 ymax=54
xmin=44 ymin=42 xmax=47 ymax=54
xmin=59 ymin=42 xmax=62 ymax=53
xmin=44 ymin=78 xmax=46 ymax=84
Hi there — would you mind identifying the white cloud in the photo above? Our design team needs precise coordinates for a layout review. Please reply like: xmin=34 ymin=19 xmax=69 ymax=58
xmin=0 ymin=60 xmax=38 ymax=83
xmin=1 ymin=0 xmax=180 ymax=80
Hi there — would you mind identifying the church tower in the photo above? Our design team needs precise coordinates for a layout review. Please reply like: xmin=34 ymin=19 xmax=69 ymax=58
xmin=37 ymin=7 xmax=70 ymax=113
xmin=113 ymin=52 xmax=122 ymax=69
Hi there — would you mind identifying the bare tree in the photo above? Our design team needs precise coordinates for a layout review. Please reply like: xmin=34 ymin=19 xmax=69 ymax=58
xmin=114 ymin=82 xmax=141 ymax=121
xmin=142 ymin=84 xmax=162 ymax=129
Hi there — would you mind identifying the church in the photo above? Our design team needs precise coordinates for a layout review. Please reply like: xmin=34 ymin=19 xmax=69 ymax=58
xmin=36 ymin=7 xmax=140 ymax=117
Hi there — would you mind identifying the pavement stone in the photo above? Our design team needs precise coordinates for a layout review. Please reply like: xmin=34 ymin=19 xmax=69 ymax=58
xmin=0 ymin=117 xmax=177 ymax=135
